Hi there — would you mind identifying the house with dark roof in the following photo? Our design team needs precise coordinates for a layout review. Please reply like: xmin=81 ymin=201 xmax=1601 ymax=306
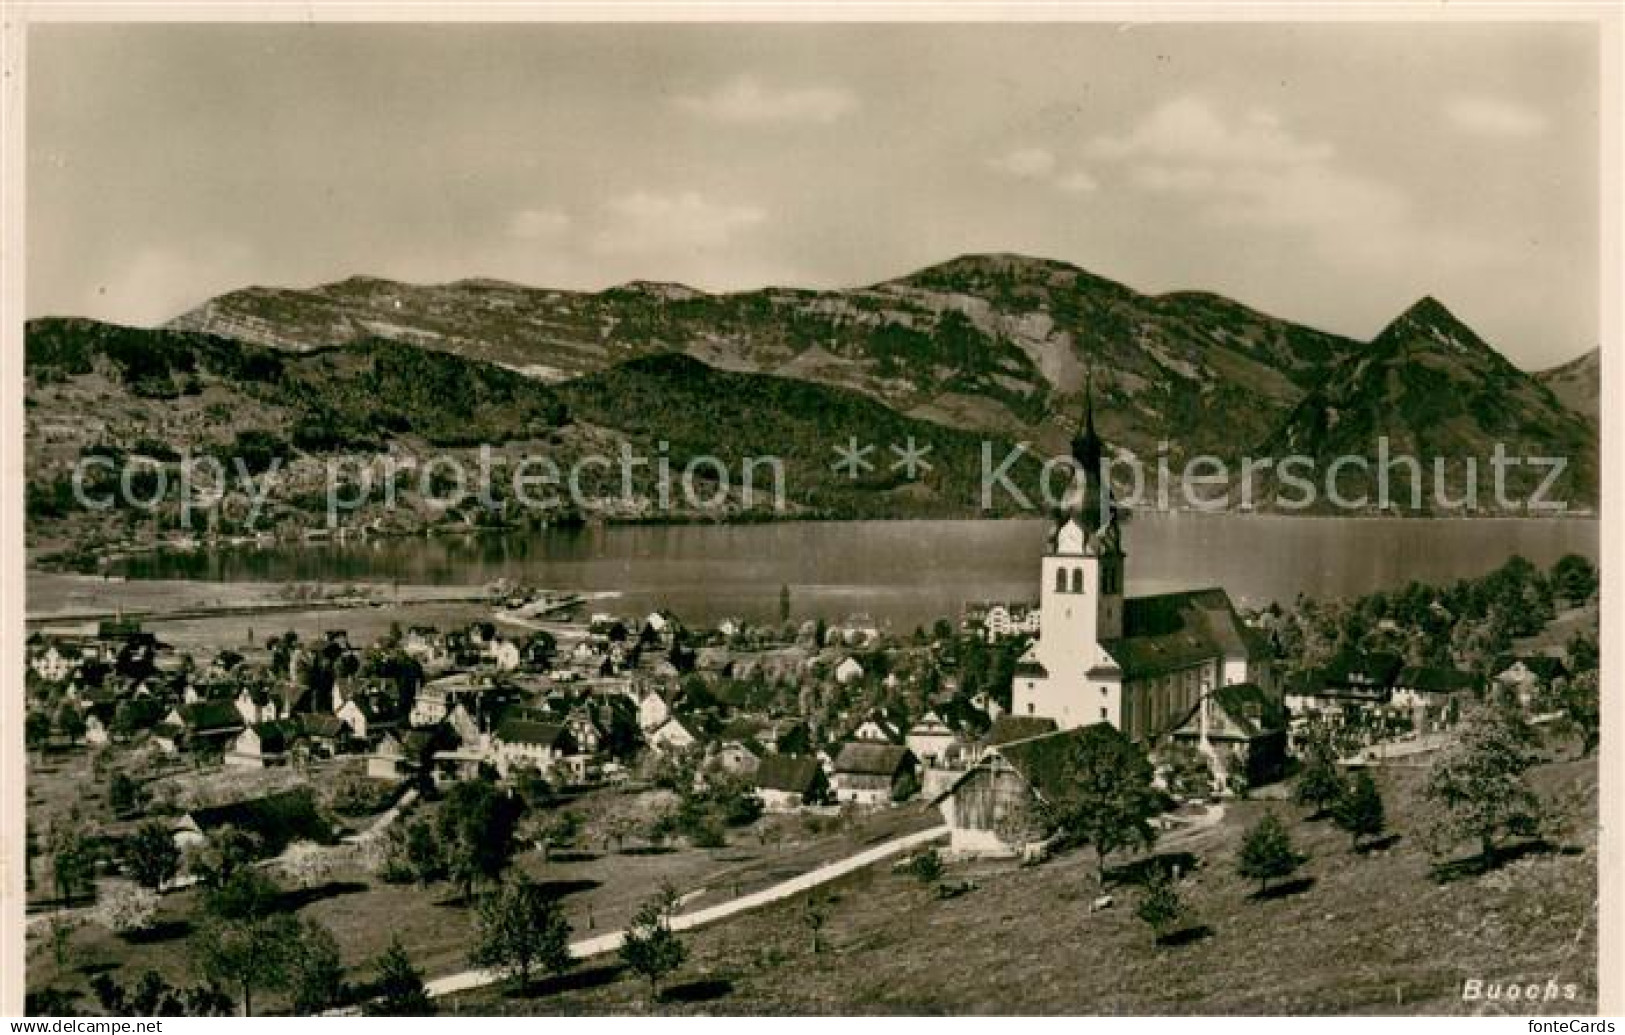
xmin=831 ymin=742 xmax=917 ymax=806
xmin=1493 ymin=655 xmax=1568 ymax=707
xmin=156 ymin=700 xmax=246 ymax=752
xmin=1284 ymin=650 xmax=1403 ymax=716
xmin=226 ymin=720 xmax=306 ymax=769
xmin=489 ymin=718 xmax=576 ymax=778
xmin=752 ymin=753 xmax=829 ymax=811
xmin=1392 ymin=665 xmax=1480 ymax=713
xmin=931 ymin=723 xmax=1103 ymax=858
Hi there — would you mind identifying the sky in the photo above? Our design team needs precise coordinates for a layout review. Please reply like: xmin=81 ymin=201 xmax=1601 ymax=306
xmin=25 ymin=21 xmax=1601 ymax=369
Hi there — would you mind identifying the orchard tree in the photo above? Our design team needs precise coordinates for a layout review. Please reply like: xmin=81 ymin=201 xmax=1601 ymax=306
xmin=1237 ymin=812 xmax=1302 ymax=896
xmin=435 ymin=779 xmax=525 ymax=902
xmin=1293 ymin=730 xmax=1346 ymax=817
xmin=620 ymin=883 xmax=688 ymax=1002
xmin=55 ymin=703 xmax=87 ymax=746
xmin=123 ymin=821 xmax=181 ymax=890
xmin=1331 ymin=770 xmax=1386 ymax=851
xmin=1543 ymin=669 xmax=1600 ymax=758
xmin=1047 ymin=723 xmax=1162 ymax=887
xmin=286 ymin=919 xmax=347 ymax=1016
xmin=1134 ymin=869 xmax=1187 ymax=946
xmin=469 ymin=875 xmax=574 ymax=991
xmin=364 ymin=938 xmax=434 ymax=1016
xmin=26 ymin=709 xmax=52 ymax=762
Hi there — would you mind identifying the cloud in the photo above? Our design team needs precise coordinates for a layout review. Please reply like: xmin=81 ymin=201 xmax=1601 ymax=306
xmin=1087 ymin=96 xmax=1467 ymax=266
xmin=1443 ymin=95 xmax=1547 ymax=138
xmin=989 ymin=149 xmax=1098 ymax=195
xmin=1091 ymin=97 xmax=1332 ymax=167
xmin=674 ymin=75 xmax=858 ymax=125
xmin=507 ymin=207 xmax=571 ymax=241
xmin=592 ymin=190 xmax=767 ymax=255
xmin=989 ymin=147 xmax=1057 ymax=179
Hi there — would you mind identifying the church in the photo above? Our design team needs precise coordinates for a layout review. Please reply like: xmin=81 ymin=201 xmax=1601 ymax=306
xmin=1011 ymin=396 xmax=1278 ymax=746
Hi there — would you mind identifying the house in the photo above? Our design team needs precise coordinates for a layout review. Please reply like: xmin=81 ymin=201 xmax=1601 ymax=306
xmin=226 ymin=720 xmax=302 ymax=769
xmin=1494 ymin=655 xmax=1568 ymax=706
xmin=235 ymin=687 xmax=283 ymax=726
xmin=830 ymin=742 xmax=918 ymax=806
xmin=933 ymin=724 xmax=1100 ymax=858
xmin=298 ymin=713 xmax=350 ymax=757
xmin=368 ymin=728 xmax=444 ymax=780
xmin=157 ymin=700 xmax=246 ymax=752
xmin=638 ymin=689 xmax=673 ymax=732
xmin=905 ymin=710 xmax=957 ymax=765
xmin=29 ymin=640 xmax=82 ymax=683
xmin=1284 ymin=651 xmax=1402 ymax=716
xmin=851 ymin=712 xmax=904 ymax=744
xmin=834 ymin=657 xmax=865 ymax=686
xmin=487 ymin=638 xmax=522 ymax=672
xmin=337 ymin=695 xmax=402 ymax=744
xmin=969 ymin=690 xmax=1007 ymax=723
xmin=1391 ymin=665 xmax=1480 ymax=713
xmin=1165 ymin=682 xmax=1288 ymax=790
xmin=489 ymin=718 xmax=576 ymax=778
xmin=563 ymin=706 xmax=605 ymax=756
xmin=171 ymin=789 xmax=326 ymax=854
xmin=711 ymin=740 xmax=761 ymax=777
xmin=752 ymin=753 xmax=829 ymax=811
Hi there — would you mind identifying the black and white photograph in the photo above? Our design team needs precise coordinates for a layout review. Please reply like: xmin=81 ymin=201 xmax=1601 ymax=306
xmin=5 ymin=5 xmax=1618 ymax=1019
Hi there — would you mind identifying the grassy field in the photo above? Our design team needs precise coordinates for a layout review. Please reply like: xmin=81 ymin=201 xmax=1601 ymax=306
xmin=440 ymin=754 xmax=1598 ymax=1016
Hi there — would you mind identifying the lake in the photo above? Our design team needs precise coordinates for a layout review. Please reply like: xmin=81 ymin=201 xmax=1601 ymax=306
xmin=102 ymin=514 xmax=1600 ymax=631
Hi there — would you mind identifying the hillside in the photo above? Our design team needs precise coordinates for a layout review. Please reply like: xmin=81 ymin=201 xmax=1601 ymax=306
xmin=1257 ymin=299 xmax=1598 ymax=512
xmin=23 ymin=319 xmax=1052 ymax=557
xmin=1534 ymin=347 xmax=1600 ymax=421
xmin=445 ymin=756 xmax=1599 ymax=1016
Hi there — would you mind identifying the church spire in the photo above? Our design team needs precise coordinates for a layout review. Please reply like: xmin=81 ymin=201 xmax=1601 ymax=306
xmin=1071 ymin=369 xmax=1104 ymax=482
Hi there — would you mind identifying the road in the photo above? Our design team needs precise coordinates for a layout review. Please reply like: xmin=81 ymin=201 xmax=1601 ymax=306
xmin=421 ymin=823 xmax=949 ymax=999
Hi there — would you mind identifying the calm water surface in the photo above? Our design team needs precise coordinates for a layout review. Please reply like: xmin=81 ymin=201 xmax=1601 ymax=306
xmin=106 ymin=515 xmax=1600 ymax=630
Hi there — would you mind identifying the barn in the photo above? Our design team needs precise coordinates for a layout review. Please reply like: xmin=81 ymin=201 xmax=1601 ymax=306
xmin=932 ymin=723 xmax=1101 ymax=858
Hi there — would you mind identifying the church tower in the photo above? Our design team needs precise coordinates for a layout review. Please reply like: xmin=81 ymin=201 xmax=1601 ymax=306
xmin=1015 ymin=381 xmax=1128 ymax=728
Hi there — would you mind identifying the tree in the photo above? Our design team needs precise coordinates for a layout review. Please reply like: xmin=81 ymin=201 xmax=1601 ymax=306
xmin=1236 ymin=812 xmax=1301 ymax=895
xmin=619 ymin=883 xmax=687 ymax=1001
xmin=1046 ymin=724 xmax=1162 ymax=886
xmin=778 ymin=583 xmax=791 ymax=625
xmin=402 ymin=819 xmax=446 ymax=886
xmin=1550 ymin=553 xmax=1598 ymax=603
xmin=287 ymin=919 xmax=346 ymax=1016
xmin=122 ymin=821 xmax=180 ymax=891
xmin=88 ymin=971 xmax=233 ymax=1017
xmin=1134 ymin=870 xmax=1186 ymax=946
xmin=92 ymin=884 xmax=158 ymax=936
xmin=802 ymin=890 xmax=831 ymax=954
xmin=1544 ymin=669 xmax=1600 ymax=758
xmin=1425 ymin=702 xmax=1541 ymax=868
xmin=108 ymin=772 xmax=142 ymax=818
xmin=26 ymin=709 xmax=52 ymax=762
xmin=435 ymin=780 xmax=525 ymax=901
xmin=50 ymin=828 xmax=95 ymax=905
xmin=469 ymin=875 xmax=575 ymax=991
xmin=55 ymin=703 xmax=87 ymax=746
xmin=1331 ymin=770 xmax=1386 ymax=851
xmin=1293 ymin=732 xmax=1346 ymax=817
xmin=364 ymin=938 xmax=434 ymax=1016
xmin=187 ymin=825 xmax=262 ymax=889
xmin=191 ymin=911 xmax=299 ymax=1016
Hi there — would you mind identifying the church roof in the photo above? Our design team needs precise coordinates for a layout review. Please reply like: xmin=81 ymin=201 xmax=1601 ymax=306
xmin=1100 ymin=588 xmax=1260 ymax=680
